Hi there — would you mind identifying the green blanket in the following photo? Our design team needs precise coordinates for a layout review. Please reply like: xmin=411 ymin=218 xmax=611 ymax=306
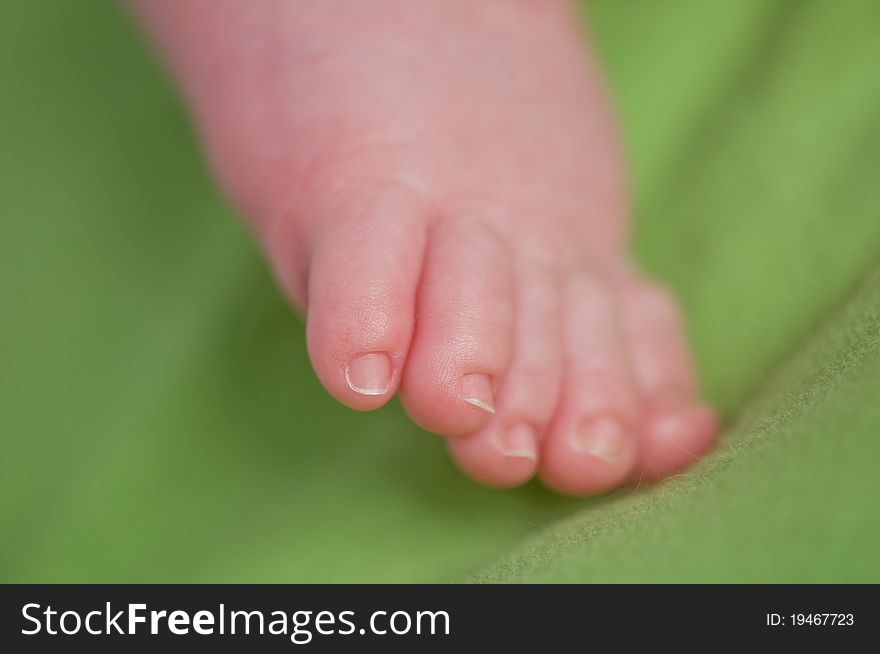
xmin=2 ymin=0 xmax=878 ymax=582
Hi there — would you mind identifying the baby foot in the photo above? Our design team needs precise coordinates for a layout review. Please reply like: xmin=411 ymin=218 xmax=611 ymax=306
xmin=133 ymin=0 xmax=716 ymax=494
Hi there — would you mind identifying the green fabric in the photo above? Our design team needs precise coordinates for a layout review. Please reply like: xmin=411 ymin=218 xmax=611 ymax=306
xmin=1 ymin=0 xmax=878 ymax=583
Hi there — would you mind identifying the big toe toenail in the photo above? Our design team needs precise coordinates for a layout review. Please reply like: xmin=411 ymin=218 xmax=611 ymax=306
xmin=345 ymin=353 xmax=392 ymax=396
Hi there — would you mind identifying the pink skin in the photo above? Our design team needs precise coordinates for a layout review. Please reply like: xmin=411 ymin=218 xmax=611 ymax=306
xmin=130 ymin=0 xmax=717 ymax=495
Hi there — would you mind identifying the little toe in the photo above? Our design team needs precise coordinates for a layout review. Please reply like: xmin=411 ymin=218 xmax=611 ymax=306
xmin=401 ymin=215 xmax=515 ymax=437
xmin=617 ymin=273 xmax=718 ymax=481
xmin=540 ymin=273 xmax=641 ymax=495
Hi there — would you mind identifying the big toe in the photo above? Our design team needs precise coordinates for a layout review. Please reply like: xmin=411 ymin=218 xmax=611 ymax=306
xmin=301 ymin=180 xmax=428 ymax=411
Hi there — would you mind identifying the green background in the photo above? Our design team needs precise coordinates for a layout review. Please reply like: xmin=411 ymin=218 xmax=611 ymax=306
xmin=2 ymin=0 xmax=879 ymax=582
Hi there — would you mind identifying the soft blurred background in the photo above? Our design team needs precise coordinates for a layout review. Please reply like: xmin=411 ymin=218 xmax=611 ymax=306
xmin=2 ymin=0 xmax=879 ymax=582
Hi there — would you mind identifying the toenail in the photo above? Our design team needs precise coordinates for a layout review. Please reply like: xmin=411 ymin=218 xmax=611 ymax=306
xmin=650 ymin=403 xmax=716 ymax=443
xmin=345 ymin=353 xmax=392 ymax=396
xmin=498 ymin=424 xmax=538 ymax=461
xmin=461 ymin=374 xmax=495 ymax=414
xmin=575 ymin=417 xmax=629 ymax=461
xmin=650 ymin=408 xmax=688 ymax=443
